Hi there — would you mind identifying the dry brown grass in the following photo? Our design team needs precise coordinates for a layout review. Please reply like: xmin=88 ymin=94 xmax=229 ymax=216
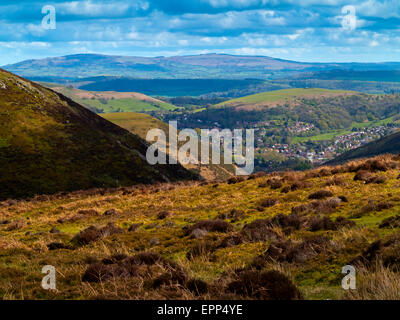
xmin=344 ymin=262 xmax=400 ymax=300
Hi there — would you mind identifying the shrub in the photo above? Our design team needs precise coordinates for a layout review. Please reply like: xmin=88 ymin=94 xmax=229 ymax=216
xmin=186 ymin=220 xmax=233 ymax=235
xmin=103 ymin=209 xmax=120 ymax=216
xmin=258 ymin=181 xmax=268 ymax=188
xmin=227 ymin=270 xmax=302 ymax=300
xmin=365 ymin=175 xmax=387 ymax=184
xmin=187 ymin=242 xmax=215 ymax=260
xmin=324 ymin=177 xmax=345 ymax=186
xmin=228 ymin=176 xmax=246 ymax=184
xmin=248 ymin=172 xmax=267 ymax=180
xmin=241 ymin=220 xmax=281 ymax=242
xmin=82 ymin=261 xmax=139 ymax=283
xmin=351 ymin=234 xmax=400 ymax=268
xmin=292 ymin=198 xmax=341 ymax=215
xmin=379 ymin=215 xmax=400 ymax=229
xmin=78 ymin=209 xmax=100 ymax=216
xmin=354 ymin=170 xmax=373 ymax=182
xmin=157 ymin=211 xmax=171 ymax=220
xmin=360 ymin=201 xmax=394 ymax=214
xmin=129 ymin=252 xmax=164 ymax=265
xmin=72 ymin=226 xmax=102 ymax=245
xmin=218 ymin=234 xmax=245 ymax=248
xmin=128 ymin=223 xmax=143 ymax=232
xmin=216 ymin=209 xmax=246 ymax=222
xmin=255 ymin=236 xmax=331 ymax=264
xmin=308 ymin=216 xmax=355 ymax=232
xmin=152 ymin=269 xmax=188 ymax=288
xmin=308 ymin=216 xmax=337 ymax=232
xmin=186 ymin=279 xmax=209 ymax=295
xmin=290 ymin=181 xmax=313 ymax=191
xmin=72 ymin=223 xmax=124 ymax=246
xmin=6 ymin=219 xmax=25 ymax=231
xmin=285 ymin=236 xmax=331 ymax=263
xmin=308 ymin=190 xmax=333 ymax=200
xmin=267 ymin=178 xmax=283 ymax=189
xmin=266 ymin=213 xmax=303 ymax=231
xmin=260 ymin=198 xmax=279 ymax=208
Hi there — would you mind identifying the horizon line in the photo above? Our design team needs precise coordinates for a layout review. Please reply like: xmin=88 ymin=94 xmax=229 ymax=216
xmin=3 ymin=52 xmax=400 ymax=67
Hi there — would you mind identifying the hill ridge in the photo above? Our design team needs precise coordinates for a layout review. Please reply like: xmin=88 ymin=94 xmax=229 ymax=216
xmin=0 ymin=69 xmax=195 ymax=200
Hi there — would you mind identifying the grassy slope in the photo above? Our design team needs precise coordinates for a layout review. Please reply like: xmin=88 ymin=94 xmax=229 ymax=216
xmin=101 ymin=112 xmax=169 ymax=139
xmin=216 ymin=88 xmax=356 ymax=108
xmin=46 ymin=85 xmax=178 ymax=113
xmin=1 ymin=155 xmax=400 ymax=300
xmin=0 ymin=70 xmax=195 ymax=200
xmin=101 ymin=112 xmax=236 ymax=180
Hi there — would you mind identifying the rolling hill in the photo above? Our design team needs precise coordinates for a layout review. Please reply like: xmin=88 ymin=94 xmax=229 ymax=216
xmin=327 ymin=130 xmax=400 ymax=165
xmin=0 ymin=69 xmax=195 ymax=200
xmin=174 ymin=88 xmax=369 ymax=130
xmin=215 ymin=88 xmax=358 ymax=109
xmin=43 ymin=84 xmax=178 ymax=113
xmin=1 ymin=53 xmax=315 ymax=80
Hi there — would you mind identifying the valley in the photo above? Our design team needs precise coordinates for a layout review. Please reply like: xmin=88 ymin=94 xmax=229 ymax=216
xmin=2 ymin=0 xmax=400 ymax=305
xmin=36 ymin=81 xmax=400 ymax=172
xmin=33 ymin=79 xmax=400 ymax=173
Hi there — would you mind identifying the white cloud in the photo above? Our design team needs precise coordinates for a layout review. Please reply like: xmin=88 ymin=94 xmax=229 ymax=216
xmin=369 ymin=40 xmax=379 ymax=46
xmin=357 ymin=0 xmax=400 ymax=19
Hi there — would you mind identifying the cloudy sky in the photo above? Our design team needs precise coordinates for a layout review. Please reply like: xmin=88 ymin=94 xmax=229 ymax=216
xmin=0 ymin=0 xmax=399 ymax=65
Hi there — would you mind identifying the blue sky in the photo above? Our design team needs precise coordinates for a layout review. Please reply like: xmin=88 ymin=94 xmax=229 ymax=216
xmin=0 ymin=0 xmax=399 ymax=65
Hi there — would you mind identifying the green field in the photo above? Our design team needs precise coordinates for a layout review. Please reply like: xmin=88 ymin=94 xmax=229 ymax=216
xmin=216 ymin=88 xmax=355 ymax=107
xmin=41 ymin=84 xmax=179 ymax=113
xmin=292 ymin=117 xmax=396 ymax=143
xmin=292 ymin=130 xmax=353 ymax=143
xmin=76 ymin=97 xmax=177 ymax=113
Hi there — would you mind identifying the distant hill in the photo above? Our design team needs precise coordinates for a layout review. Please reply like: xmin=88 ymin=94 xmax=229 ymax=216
xmin=101 ymin=112 xmax=236 ymax=180
xmin=327 ymin=131 xmax=400 ymax=165
xmin=299 ymin=70 xmax=400 ymax=82
xmin=43 ymin=84 xmax=178 ymax=113
xmin=1 ymin=53 xmax=314 ymax=80
xmin=4 ymin=53 xmax=400 ymax=81
xmin=0 ymin=70 xmax=195 ymax=200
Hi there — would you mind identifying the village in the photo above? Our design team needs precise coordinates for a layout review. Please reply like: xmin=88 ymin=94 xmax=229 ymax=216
xmin=255 ymin=122 xmax=400 ymax=164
